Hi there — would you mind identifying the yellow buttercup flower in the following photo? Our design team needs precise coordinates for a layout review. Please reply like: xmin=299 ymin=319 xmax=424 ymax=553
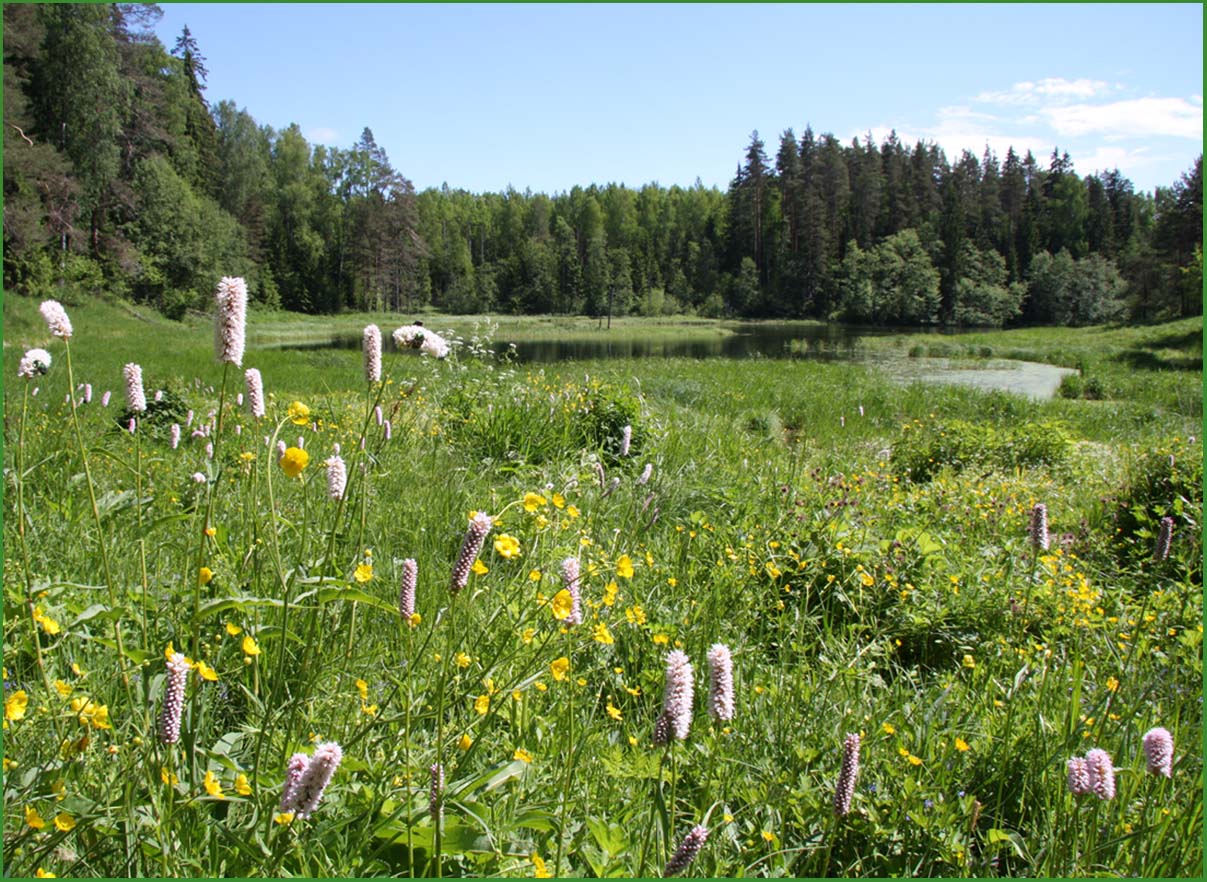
xmin=354 ymin=563 xmax=373 ymax=583
xmin=279 ymin=446 xmax=309 ymax=478
xmin=161 ymin=767 xmax=179 ymax=786
xmin=274 ymin=812 xmax=295 ymax=825
xmin=550 ymin=656 xmax=570 ymax=681
xmin=194 ymin=660 xmax=218 ymax=682
xmin=615 ymin=555 xmax=634 ymax=579
xmin=565 ymin=505 xmax=580 ymax=519
xmin=355 ymin=679 xmax=369 ymax=700
xmin=287 ymin=401 xmax=311 ymax=425
xmin=551 ymin=493 xmax=565 ymax=509
xmin=592 ymin=622 xmax=614 ymax=645
xmin=198 ymin=567 xmax=214 ymax=586
xmin=458 ymin=733 xmax=473 ymax=751
xmin=523 ymin=492 xmax=546 ymax=512
xmin=35 ymin=869 xmax=56 ymax=878
xmin=32 ymin=606 xmax=61 ymax=636
xmin=70 ymin=697 xmax=111 ymax=730
xmin=53 ymin=812 xmax=76 ymax=832
xmin=471 ymin=559 xmax=489 ymax=575
xmin=235 ymin=773 xmax=252 ymax=796
xmin=606 ymin=701 xmax=622 ymax=721
xmin=242 ymin=635 xmax=261 ymax=657
xmin=454 ymin=652 xmax=471 ymax=669
xmin=473 ymin=694 xmax=490 ymax=715
xmin=5 ymin=689 xmax=29 ymax=722
xmin=955 ymin=737 xmax=971 ymax=752
xmin=225 ymin=622 xmax=242 ymax=636
xmin=550 ymin=590 xmax=574 ymax=620
xmin=25 ymin=805 xmax=46 ymax=829
xmin=204 ymin=769 xmax=225 ymax=799
xmin=494 ymin=534 xmax=521 ymax=559
xmin=531 ymin=853 xmax=552 ymax=878
xmin=603 ymin=581 xmax=619 ymax=606
xmin=513 ymin=747 xmax=533 ymax=763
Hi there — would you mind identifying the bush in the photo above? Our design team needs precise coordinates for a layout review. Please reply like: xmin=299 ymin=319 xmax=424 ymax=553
xmin=891 ymin=417 xmax=1073 ymax=481
xmin=1110 ymin=436 xmax=1203 ymax=570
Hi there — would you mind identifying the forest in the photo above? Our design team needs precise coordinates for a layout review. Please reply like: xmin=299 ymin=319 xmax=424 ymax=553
xmin=4 ymin=3 xmax=1203 ymax=326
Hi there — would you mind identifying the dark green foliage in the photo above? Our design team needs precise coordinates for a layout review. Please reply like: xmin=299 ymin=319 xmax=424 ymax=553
xmin=1109 ymin=436 xmax=1203 ymax=570
xmin=891 ymin=418 xmax=1073 ymax=482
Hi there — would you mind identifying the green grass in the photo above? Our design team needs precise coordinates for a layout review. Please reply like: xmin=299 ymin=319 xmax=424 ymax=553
xmin=3 ymin=294 xmax=1202 ymax=878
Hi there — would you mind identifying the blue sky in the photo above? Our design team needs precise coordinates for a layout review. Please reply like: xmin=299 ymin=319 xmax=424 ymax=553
xmin=153 ymin=3 xmax=1203 ymax=195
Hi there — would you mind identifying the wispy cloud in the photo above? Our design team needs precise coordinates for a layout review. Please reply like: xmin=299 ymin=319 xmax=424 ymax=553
xmin=1042 ymin=97 xmax=1203 ymax=140
xmin=974 ymin=77 xmax=1115 ymax=105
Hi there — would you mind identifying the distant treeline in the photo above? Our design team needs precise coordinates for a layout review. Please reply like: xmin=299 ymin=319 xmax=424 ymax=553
xmin=4 ymin=4 xmax=1202 ymax=326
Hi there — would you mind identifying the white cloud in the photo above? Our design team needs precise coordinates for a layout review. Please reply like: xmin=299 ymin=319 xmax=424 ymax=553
xmin=1042 ymin=97 xmax=1203 ymax=140
xmin=305 ymin=127 xmax=341 ymax=144
xmin=974 ymin=77 xmax=1113 ymax=106
xmin=1072 ymin=145 xmax=1158 ymax=176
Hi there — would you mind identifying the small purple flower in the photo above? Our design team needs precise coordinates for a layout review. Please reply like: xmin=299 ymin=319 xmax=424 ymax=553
xmin=1085 ymin=748 xmax=1115 ymax=800
xmin=101 ymin=390 xmax=111 ymax=407
xmin=158 ymin=652 xmax=191 ymax=744
xmin=1142 ymin=727 xmax=1173 ymax=778
xmin=664 ymin=825 xmax=708 ymax=877
xmin=375 ymin=404 xmax=383 ymax=426
xmin=654 ymin=649 xmax=693 ymax=744
xmin=834 ymin=732 xmax=860 ymax=816
xmin=83 ymin=383 xmax=92 ymax=402
xmin=292 ymin=740 xmax=342 ymax=819
xmin=707 ymin=643 xmax=734 ymax=722
xmin=279 ymin=752 xmax=311 ymax=813
xmin=1029 ymin=503 xmax=1049 ymax=551
xmin=399 ymin=559 xmax=418 ymax=622
xmin=450 ymin=512 xmax=492 ymax=594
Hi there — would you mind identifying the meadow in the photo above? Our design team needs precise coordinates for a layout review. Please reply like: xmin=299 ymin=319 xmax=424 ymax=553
xmin=2 ymin=292 xmax=1202 ymax=878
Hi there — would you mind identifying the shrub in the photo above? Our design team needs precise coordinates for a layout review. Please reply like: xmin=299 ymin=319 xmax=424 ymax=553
xmin=892 ymin=418 xmax=1073 ymax=481
xmin=1110 ymin=436 xmax=1203 ymax=570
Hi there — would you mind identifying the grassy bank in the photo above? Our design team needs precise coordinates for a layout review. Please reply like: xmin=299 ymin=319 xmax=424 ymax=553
xmin=3 ymin=294 xmax=1202 ymax=877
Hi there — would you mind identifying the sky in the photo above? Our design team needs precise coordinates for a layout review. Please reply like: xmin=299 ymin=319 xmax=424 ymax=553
xmin=152 ymin=3 xmax=1204 ymax=196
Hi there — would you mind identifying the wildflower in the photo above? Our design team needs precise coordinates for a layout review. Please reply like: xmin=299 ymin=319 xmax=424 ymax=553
xmin=616 ymin=554 xmax=634 ymax=579
xmin=170 ymin=423 xmax=181 ymax=449
xmin=242 ymin=635 xmax=261 ymax=657
xmin=606 ymin=700 xmax=622 ymax=721
xmin=35 ymin=869 xmax=55 ymax=878
xmin=384 ymin=419 xmax=392 ymax=441
xmin=18 ymin=348 xmax=52 ymax=378
xmin=277 ymin=440 xmax=287 ymax=458
xmin=531 ymin=853 xmax=552 ymax=878
xmin=399 ymin=558 xmax=418 ymax=622
xmin=513 ymin=747 xmax=533 ymax=763
xmin=834 ymin=732 xmax=860 ymax=817
xmin=1028 ymin=503 xmax=1049 ymax=551
xmin=393 ymin=324 xmax=450 ymax=359
xmin=293 ymin=740 xmax=342 ymax=818
xmin=194 ymin=660 xmax=218 ymax=682
xmin=592 ymin=622 xmax=614 ymax=644
xmin=1085 ymin=748 xmax=1116 ymax=800
xmin=244 ymin=368 xmax=265 ymax=418
xmin=214 ymin=277 xmax=248 ymax=366
xmin=279 ymin=752 xmax=311 ymax=813
xmin=39 ymin=300 xmax=72 ymax=338
xmin=1155 ymin=517 xmax=1174 ymax=561
xmin=279 ymin=446 xmax=309 ymax=478
xmin=955 ymin=737 xmax=970 ymax=752
xmin=235 ymin=773 xmax=253 ymax=796
xmin=620 ymin=424 xmax=632 ymax=456
xmin=494 ymin=534 xmax=521 ymax=559
xmin=5 ymin=689 xmax=28 ymax=722
xmin=595 ymin=461 xmax=606 ymax=489
xmin=204 ymin=769 xmax=225 ymax=799
xmin=637 ymin=463 xmax=653 ymax=485
xmin=1142 ymin=727 xmax=1173 ymax=777
xmin=25 ymin=805 xmax=47 ymax=830
xmin=654 ymin=649 xmax=694 ymax=744
xmin=32 ymin=606 xmax=60 ymax=635
xmin=100 ymin=390 xmax=111 ymax=407
xmin=550 ymin=657 xmax=570 ymax=681
xmin=474 ymin=694 xmax=490 ymax=715
xmin=523 ymin=492 xmax=546 ymax=512
xmin=429 ymin=762 xmax=445 ymax=822
xmin=1068 ymin=757 xmax=1091 ymax=796
xmin=451 ymin=512 xmax=493 ymax=593
xmin=198 ymin=567 xmax=213 ymax=586
xmin=363 ymin=324 xmax=382 ymax=384
xmin=159 ymin=652 xmax=191 ymax=744
xmin=122 ymin=363 xmax=147 ymax=413
xmin=664 ymin=825 xmax=708 ymax=877
xmin=325 ymin=455 xmax=347 ymax=501
xmin=458 ymin=733 xmax=473 ymax=751
xmin=707 ymin=643 xmax=735 ymax=722
xmin=471 ymin=559 xmax=488 ymax=575
xmin=559 ymin=557 xmax=583 ymax=625
xmin=454 ymin=652 xmax=471 ymax=669
xmin=191 ymin=472 xmax=207 ymax=484
xmin=53 ymin=812 xmax=76 ymax=832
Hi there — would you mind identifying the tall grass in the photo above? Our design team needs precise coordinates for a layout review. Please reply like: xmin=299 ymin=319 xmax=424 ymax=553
xmin=2 ymin=295 xmax=1201 ymax=877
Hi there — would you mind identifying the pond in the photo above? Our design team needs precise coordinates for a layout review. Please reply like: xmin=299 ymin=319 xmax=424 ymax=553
xmin=266 ymin=322 xmax=1077 ymax=400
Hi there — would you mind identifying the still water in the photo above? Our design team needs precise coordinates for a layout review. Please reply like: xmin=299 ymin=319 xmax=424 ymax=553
xmin=271 ymin=322 xmax=1076 ymax=399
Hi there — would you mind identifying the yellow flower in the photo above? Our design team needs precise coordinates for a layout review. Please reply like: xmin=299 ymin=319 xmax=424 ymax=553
xmin=624 ymin=604 xmax=646 ymax=626
xmin=534 ymin=681 xmax=547 ymax=692
xmin=240 ymin=451 xmax=256 ymax=462
xmin=194 ymin=660 xmax=218 ymax=682
xmin=962 ymin=655 xmax=976 ymax=669
xmin=955 ymin=737 xmax=970 ymax=752
xmin=606 ymin=701 xmax=622 ymax=721
xmin=355 ymin=679 xmax=369 ymax=700
xmin=458 ymin=733 xmax=473 ymax=751
xmin=603 ymin=581 xmax=619 ymax=606
xmin=279 ymin=446 xmax=309 ymax=478
xmin=53 ymin=812 xmax=76 ymax=832
xmin=473 ymin=694 xmax=490 ymax=715
xmin=652 ymin=633 xmax=669 ymax=645
xmin=882 ymin=722 xmax=895 ymax=735
xmin=354 ymin=562 xmax=373 ymax=583
xmin=287 ymin=401 xmax=311 ymax=425
xmin=32 ymin=606 xmax=61 ymax=636
xmin=592 ymin=622 xmax=614 ymax=645
xmin=528 ymin=569 xmax=542 ymax=582
xmin=70 ymin=663 xmax=85 ymax=676
xmin=242 ymin=635 xmax=261 ymax=656
xmin=521 ymin=627 xmax=536 ymax=644
xmin=550 ymin=589 xmax=574 ymax=620
xmin=761 ymin=830 xmax=777 ymax=843
xmin=494 ymin=534 xmax=521 ymax=559
xmin=615 ymin=555 xmax=634 ymax=579
xmin=70 ymin=697 xmax=111 ymax=730
xmin=25 ymin=805 xmax=46 ymax=829
xmin=531 ymin=853 xmax=552 ymax=878
xmin=471 ymin=559 xmax=489 ymax=575
xmin=198 ymin=567 xmax=214 ymax=586
xmin=551 ymin=493 xmax=565 ymax=509
xmin=6 ymin=689 xmax=29 ymax=722
xmin=1105 ymin=676 xmax=1119 ymax=693
xmin=361 ymin=703 xmax=378 ymax=716
xmin=274 ymin=812 xmax=295 ymax=825
xmin=161 ymin=767 xmax=179 ymax=786
xmin=513 ymin=747 xmax=533 ymax=763
xmin=523 ymin=492 xmax=546 ymax=512
xmin=408 ymin=612 xmax=422 ymax=628
xmin=225 ymin=622 xmax=242 ymax=636
xmin=565 ymin=505 xmax=580 ymax=519
xmin=550 ymin=657 xmax=570 ymax=681
xmin=2 ymin=757 xmax=17 ymax=772
xmin=454 ymin=652 xmax=471 ymax=669
xmin=35 ymin=869 xmax=56 ymax=878
xmin=907 ymin=754 xmax=923 ymax=766
xmin=235 ymin=773 xmax=252 ymax=796
xmin=204 ymin=769 xmax=225 ymax=799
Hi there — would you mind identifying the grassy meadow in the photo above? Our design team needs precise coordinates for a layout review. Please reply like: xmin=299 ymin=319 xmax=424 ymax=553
xmin=2 ymin=294 xmax=1202 ymax=878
